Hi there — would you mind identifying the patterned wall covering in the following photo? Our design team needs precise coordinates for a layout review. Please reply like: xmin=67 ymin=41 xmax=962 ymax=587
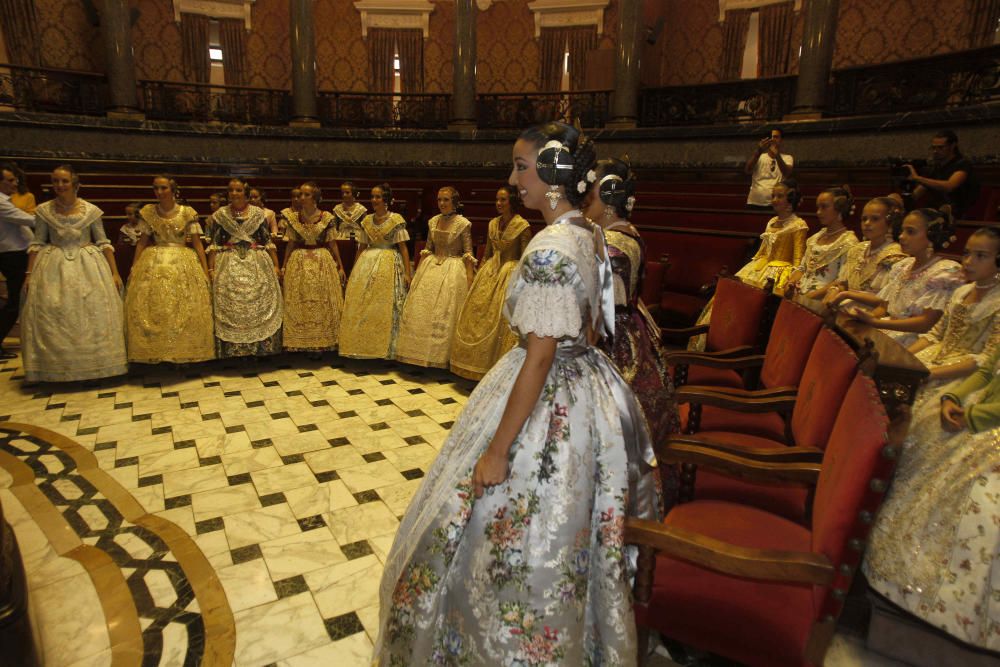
xmin=315 ymin=0 xmax=368 ymax=91
xmin=832 ymin=0 xmax=968 ymax=69
xmin=424 ymin=1 xmax=455 ymax=93
xmin=477 ymin=0 xmax=539 ymax=92
xmin=131 ymin=0 xmax=185 ymax=82
xmin=34 ymin=0 xmax=103 ymax=72
xmin=245 ymin=0 xmax=290 ymax=89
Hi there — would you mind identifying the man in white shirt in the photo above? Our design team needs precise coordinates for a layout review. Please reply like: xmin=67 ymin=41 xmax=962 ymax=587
xmin=0 ymin=163 xmax=36 ymax=359
xmin=745 ymin=127 xmax=794 ymax=210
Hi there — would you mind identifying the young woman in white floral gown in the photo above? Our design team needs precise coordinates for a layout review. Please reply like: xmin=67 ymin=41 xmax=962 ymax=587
xmin=374 ymin=122 xmax=659 ymax=666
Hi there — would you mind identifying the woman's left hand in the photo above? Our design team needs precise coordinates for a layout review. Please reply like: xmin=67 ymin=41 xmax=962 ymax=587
xmin=113 ymin=274 xmax=124 ymax=291
xmin=472 ymin=448 xmax=509 ymax=498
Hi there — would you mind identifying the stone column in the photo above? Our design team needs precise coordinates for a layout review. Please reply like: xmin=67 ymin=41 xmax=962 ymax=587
xmin=607 ymin=0 xmax=642 ymax=129
xmin=99 ymin=0 xmax=142 ymax=118
xmin=289 ymin=0 xmax=319 ymax=126
xmin=790 ymin=0 xmax=840 ymax=118
xmin=449 ymin=0 xmax=477 ymax=132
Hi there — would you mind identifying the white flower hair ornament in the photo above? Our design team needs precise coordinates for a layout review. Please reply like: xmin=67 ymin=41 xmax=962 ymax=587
xmin=586 ymin=169 xmax=597 ymax=183
xmin=625 ymin=195 xmax=636 ymax=212
xmin=577 ymin=180 xmax=587 ymax=194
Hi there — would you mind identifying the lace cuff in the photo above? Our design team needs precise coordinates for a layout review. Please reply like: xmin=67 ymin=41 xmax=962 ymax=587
xmin=462 ymin=252 xmax=478 ymax=266
xmin=95 ymin=239 xmax=112 ymax=250
xmin=27 ymin=243 xmax=44 ymax=253
xmin=419 ymin=248 xmax=432 ymax=257
xmin=508 ymin=283 xmax=582 ymax=339
xmin=265 ymin=241 xmax=277 ymax=251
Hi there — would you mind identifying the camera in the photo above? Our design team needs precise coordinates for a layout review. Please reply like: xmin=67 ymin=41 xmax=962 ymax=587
xmin=889 ymin=157 xmax=927 ymax=195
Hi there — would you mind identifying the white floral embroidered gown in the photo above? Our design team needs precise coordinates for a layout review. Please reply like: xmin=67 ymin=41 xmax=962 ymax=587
xmin=374 ymin=214 xmax=659 ymax=666
xmin=21 ymin=200 xmax=127 ymax=382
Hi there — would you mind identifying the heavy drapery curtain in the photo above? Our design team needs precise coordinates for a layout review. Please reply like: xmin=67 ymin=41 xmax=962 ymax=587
xmin=758 ymin=2 xmax=794 ymax=76
xmin=539 ymin=26 xmax=597 ymax=91
xmin=368 ymin=28 xmax=395 ymax=94
xmin=0 ymin=0 xmax=40 ymax=66
xmin=968 ymin=0 xmax=1000 ymax=47
xmin=396 ymin=29 xmax=424 ymax=93
xmin=720 ymin=9 xmax=751 ymax=80
xmin=218 ymin=18 xmax=248 ymax=86
xmin=180 ymin=13 xmax=211 ymax=84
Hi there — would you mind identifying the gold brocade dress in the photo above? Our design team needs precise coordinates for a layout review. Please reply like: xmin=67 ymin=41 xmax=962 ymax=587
xmin=395 ymin=215 xmax=476 ymax=368
xmin=450 ymin=214 xmax=531 ymax=380
xmin=795 ymin=228 xmax=859 ymax=294
xmin=835 ymin=239 xmax=906 ymax=294
xmin=282 ymin=211 xmax=344 ymax=351
xmin=689 ymin=215 xmax=808 ymax=350
xmin=339 ymin=213 xmax=410 ymax=360
xmin=125 ymin=205 xmax=214 ymax=364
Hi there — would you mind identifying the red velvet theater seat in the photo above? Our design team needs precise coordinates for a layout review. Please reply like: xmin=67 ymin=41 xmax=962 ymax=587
xmin=673 ymin=327 xmax=859 ymax=521
xmin=628 ymin=373 xmax=902 ymax=667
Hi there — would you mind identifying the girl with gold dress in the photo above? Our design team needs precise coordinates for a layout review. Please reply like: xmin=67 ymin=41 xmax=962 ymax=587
xmin=281 ymin=182 xmax=346 ymax=353
xmin=125 ymin=176 xmax=214 ymax=364
xmin=817 ymin=196 xmax=907 ymax=306
xmin=21 ymin=165 xmax=127 ymax=382
xmin=450 ymin=185 xmax=531 ymax=380
xmin=208 ymin=177 xmax=283 ymax=358
xmin=395 ymin=187 xmax=476 ymax=368
xmin=786 ymin=185 xmax=859 ymax=297
xmin=339 ymin=183 xmax=412 ymax=360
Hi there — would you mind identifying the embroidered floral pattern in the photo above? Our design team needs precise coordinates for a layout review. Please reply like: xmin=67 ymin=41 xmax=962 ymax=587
xmin=485 ymin=492 xmax=541 ymax=589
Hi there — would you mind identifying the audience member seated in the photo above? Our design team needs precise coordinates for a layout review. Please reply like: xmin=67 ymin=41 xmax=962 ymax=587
xmin=864 ymin=343 xmax=1000 ymax=652
xmin=816 ymin=195 xmax=907 ymax=306
xmin=787 ymin=185 xmax=859 ymax=297
xmin=838 ymin=207 xmax=963 ymax=347
xmin=907 ymin=129 xmax=980 ymax=219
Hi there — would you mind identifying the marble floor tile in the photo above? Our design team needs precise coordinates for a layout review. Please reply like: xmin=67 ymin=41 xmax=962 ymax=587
xmin=155 ymin=505 xmax=196 ymax=537
xmin=381 ymin=443 xmax=438 ymax=472
xmin=243 ymin=418 xmax=301 ymax=442
xmin=277 ymin=632 xmax=373 ymax=667
xmin=191 ymin=484 xmax=262 ymax=521
xmin=217 ymin=558 xmax=279 ymax=613
xmin=376 ymin=479 xmax=423 ymax=516
xmin=269 ymin=431 xmax=333 ymax=457
xmin=347 ymin=432 xmax=409 ymax=456
xmin=194 ymin=530 xmax=233 ymax=570
xmin=258 ymin=526 xmax=347 ymax=580
xmin=149 ymin=407 xmax=205 ymax=431
xmin=109 ymin=434 xmax=179 ymax=462
xmin=32 ymin=570 xmax=110 ymax=667
xmin=220 ymin=446 xmax=283 ymax=476
xmin=336 ymin=460 xmax=407 ymax=494
xmin=161 ymin=463 xmax=229 ymax=498
xmin=131 ymin=484 xmax=166 ymax=513
xmin=326 ymin=502 xmax=399 ymax=545
xmin=250 ymin=462 xmax=318 ymax=496
xmin=224 ymin=503 xmax=301 ymax=549
xmin=193 ymin=431 xmax=252 ymax=459
xmin=303 ymin=554 xmax=382 ymax=619
xmin=302 ymin=446 xmax=366 ymax=473
xmin=137 ymin=447 xmax=201 ymax=477
xmin=367 ymin=534 xmax=395 ymax=565
xmin=233 ymin=593 xmax=329 ymax=666
xmin=356 ymin=603 xmax=380 ymax=643
xmin=283 ymin=480 xmax=358 ymax=519
xmin=63 ymin=648 xmax=112 ymax=667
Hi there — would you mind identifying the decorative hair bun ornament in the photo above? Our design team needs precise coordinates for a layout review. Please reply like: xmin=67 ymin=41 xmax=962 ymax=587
xmin=625 ymin=195 xmax=636 ymax=213
xmin=536 ymin=139 xmax=574 ymax=185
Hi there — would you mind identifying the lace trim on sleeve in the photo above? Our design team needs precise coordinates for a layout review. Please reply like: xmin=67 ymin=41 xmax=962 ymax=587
xmin=462 ymin=251 xmax=478 ymax=266
xmin=508 ymin=282 xmax=582 ymax=339
xmin=27 ymin=244 xmax=44 ymax=253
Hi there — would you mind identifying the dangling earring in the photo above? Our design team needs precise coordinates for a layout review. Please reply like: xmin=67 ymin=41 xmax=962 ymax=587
xmin=545 ymin=184 xmax=562 ymax=211
xmin=924 ymin=246 xmax=934 ymax=260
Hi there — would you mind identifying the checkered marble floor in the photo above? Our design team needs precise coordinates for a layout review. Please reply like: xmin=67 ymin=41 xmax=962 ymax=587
xmin=0 ymin=348 xmax=473 ymax=667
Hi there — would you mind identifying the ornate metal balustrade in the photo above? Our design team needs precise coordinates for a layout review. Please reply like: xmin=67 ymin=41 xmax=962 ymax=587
xmin=638 ymin=76 xmax=796 ymax=126
xmin=476 ymin=90 xmax=611 ymax=129
xmin=137 ymin=80 xmax=291 ymax=125
xmin=318 ymin=91 xmax=450 ymax=128
xmin=0 ymin=65 xmax=107 ymax=115
xmin=830 ymin=45 xmax=1000 ymax=115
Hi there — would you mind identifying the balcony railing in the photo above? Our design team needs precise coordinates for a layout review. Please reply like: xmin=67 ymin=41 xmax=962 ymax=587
xmin=476 ymin=90 xmax=611 ymax=129
xmin=137 ymin=80 xmax=291 ymax=125
xmin=317 ymin=91 xmax=450 ymax=128
xmin=638 ymin=75 xmax=797 ymax=127
xmin=830 ymin=45 xmax=1000 ymax=115
xmin=0 ymin=64 xmax=107 ymax=115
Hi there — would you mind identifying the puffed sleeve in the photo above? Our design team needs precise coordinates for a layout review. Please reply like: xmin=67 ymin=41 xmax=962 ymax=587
xmin=91 ymin=215 xmax=112 ymax=248
xmin=389 ymin=215 xmax=410 ymax=244
xmin=972 ymin=318 xmax=1000 ymax=371
xmin=507 ymin=248 xmax=583 ymax=339
xmin=183 ymin=207 xmax=203 ymax=236
xmin=877 ymin=260 xmax=908 ymax=302
xmin=916 ymin=289 xmax=954 ymax=347
xmin=27 ymin=212 xmax=48 ymax=252
xmin=911 ymin=262 xmax=964 ymax=314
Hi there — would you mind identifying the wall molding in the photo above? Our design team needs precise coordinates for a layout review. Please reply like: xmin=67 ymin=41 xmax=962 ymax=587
xmin=172 ymin=0 xmax=255 ymax=29
xmin=353 ymin=0 xmax=436 ymax=39
xmin=718 ymin=0 xmax=801 ymax=22
xmin=526 ymin=0 xmax=609 ymax=39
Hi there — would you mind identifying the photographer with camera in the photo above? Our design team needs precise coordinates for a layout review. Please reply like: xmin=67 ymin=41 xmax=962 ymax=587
xmin=904 ymin=130 xmax=979 ymax=219
xmin=745 ymin=127 xmax=794 ymax=211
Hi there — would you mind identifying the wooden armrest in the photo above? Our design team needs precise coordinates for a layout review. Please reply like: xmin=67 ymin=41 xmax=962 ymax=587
xmin=656 ymin=441 xmax=821 ymax=484
xmin=661 ymin=324 xmax=709 ymax=342
xmin=665 ymin=352 xmax=766 ymax=370
xmin=674 ymin=387 xmax=797 ymax=413
xmin=625 ymin=518 xmax=834 ymax=586
xmin=665 ymin=437 xmax=823 ymax=463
